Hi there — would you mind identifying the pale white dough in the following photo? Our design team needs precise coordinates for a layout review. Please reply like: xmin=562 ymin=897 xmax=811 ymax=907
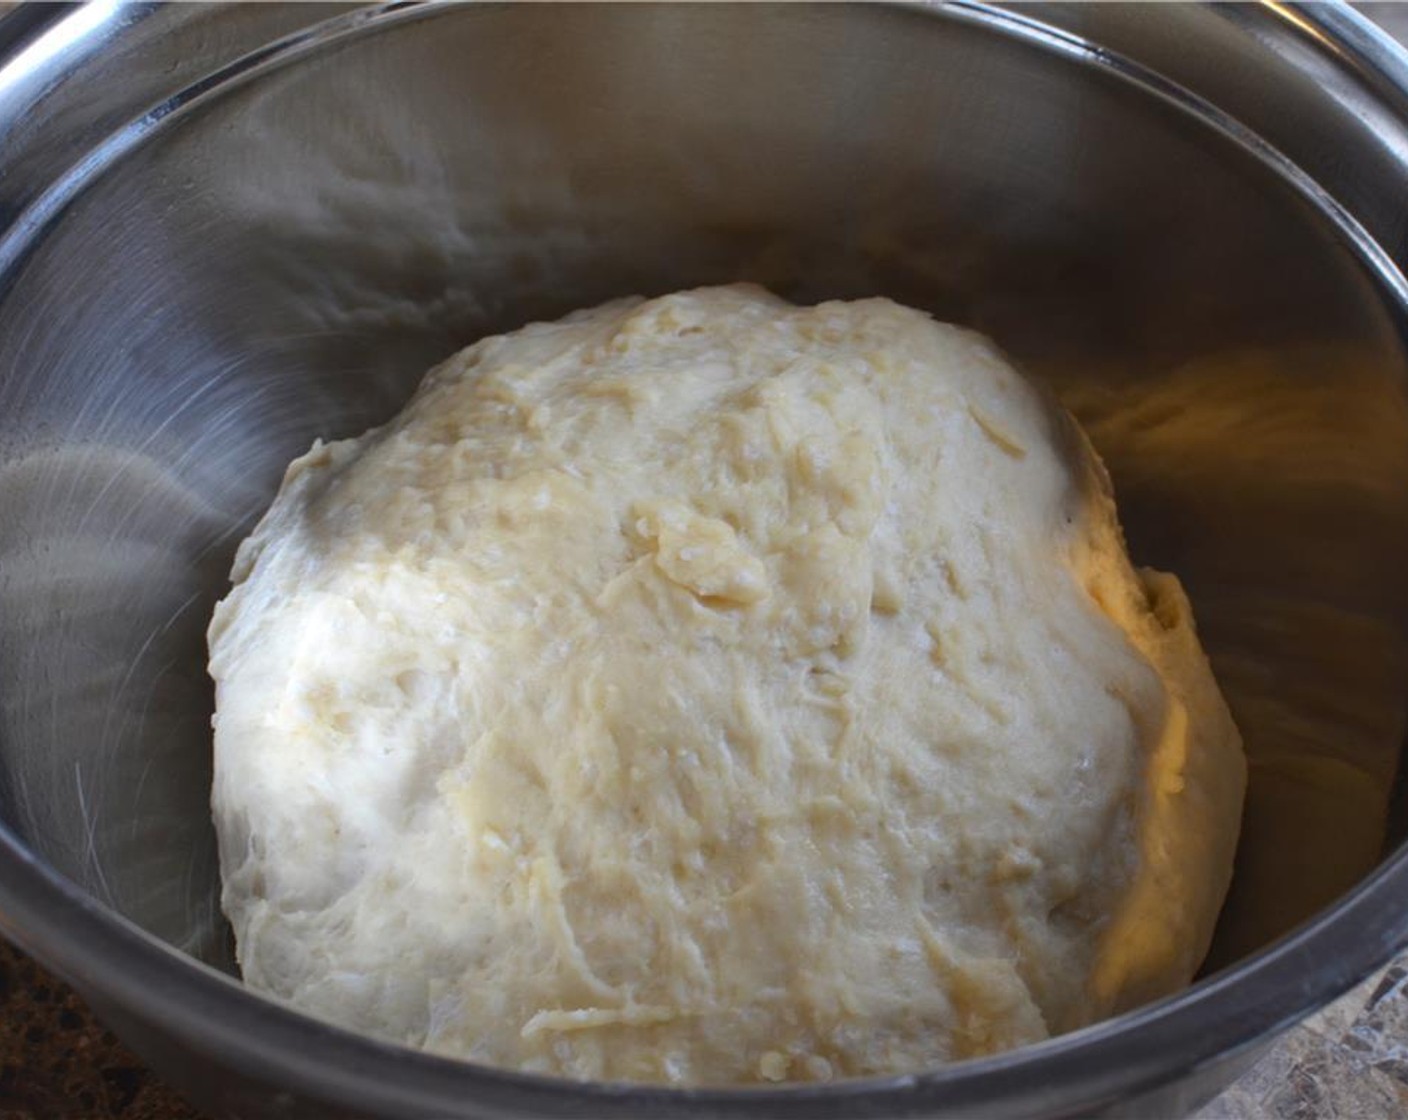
xmin=208 ymin=285 xmax=1244 ymax=1084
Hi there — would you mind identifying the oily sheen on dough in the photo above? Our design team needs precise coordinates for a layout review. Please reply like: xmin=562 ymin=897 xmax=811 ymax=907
xmin=208 ymin=285 xmax=1245 ymax=1084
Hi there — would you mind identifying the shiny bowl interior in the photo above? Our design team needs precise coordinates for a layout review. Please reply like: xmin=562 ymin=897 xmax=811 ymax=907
xmin=2 ymin=3 xmax=1408 ymax=1117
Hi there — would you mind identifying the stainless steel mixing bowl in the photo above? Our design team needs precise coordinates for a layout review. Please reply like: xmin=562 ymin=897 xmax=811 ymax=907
xmin=4 ymin=3 xmax=1408 ymax=1116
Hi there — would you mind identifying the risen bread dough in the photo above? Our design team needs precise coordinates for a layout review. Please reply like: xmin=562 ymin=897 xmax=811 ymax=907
xmin=208 ymin=285 xmax=1244 ymax=1084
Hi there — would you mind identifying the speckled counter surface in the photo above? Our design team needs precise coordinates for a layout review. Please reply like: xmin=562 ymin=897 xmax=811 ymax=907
xmin=2 ymin=931 xmax=1408 ymax=1119
xmin=0 ymin=939 xmax=197 ymax=1119
xmin=1194 ymin=959 xmax=1408 ymax=1119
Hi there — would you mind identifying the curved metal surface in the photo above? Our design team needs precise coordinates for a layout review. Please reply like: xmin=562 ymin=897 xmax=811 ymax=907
xmin=1 ymin=2 xmax=1408 ymax=1117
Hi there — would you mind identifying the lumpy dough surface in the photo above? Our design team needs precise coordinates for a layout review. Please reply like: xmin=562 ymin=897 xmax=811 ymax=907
xmin=208 ymin=285 xmax=1245 ymax=1084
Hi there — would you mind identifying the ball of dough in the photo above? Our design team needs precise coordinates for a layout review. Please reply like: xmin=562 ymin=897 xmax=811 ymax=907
xmin=208 ymin=285 xmax=1244 ymax=1084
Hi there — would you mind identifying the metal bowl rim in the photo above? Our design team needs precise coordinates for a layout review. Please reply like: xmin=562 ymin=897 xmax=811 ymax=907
xmin=1 ymin=1 xmax=1406 ymax=1113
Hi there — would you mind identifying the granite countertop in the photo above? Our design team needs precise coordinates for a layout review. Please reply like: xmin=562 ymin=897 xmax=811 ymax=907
xmin=1195 ymin=959 xmax=1408 ymax=1119
xmin=0 ymin=938 xmax=198 ymax=1120
xmin=3 ymin=933 xmax=1408 ymax=1118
